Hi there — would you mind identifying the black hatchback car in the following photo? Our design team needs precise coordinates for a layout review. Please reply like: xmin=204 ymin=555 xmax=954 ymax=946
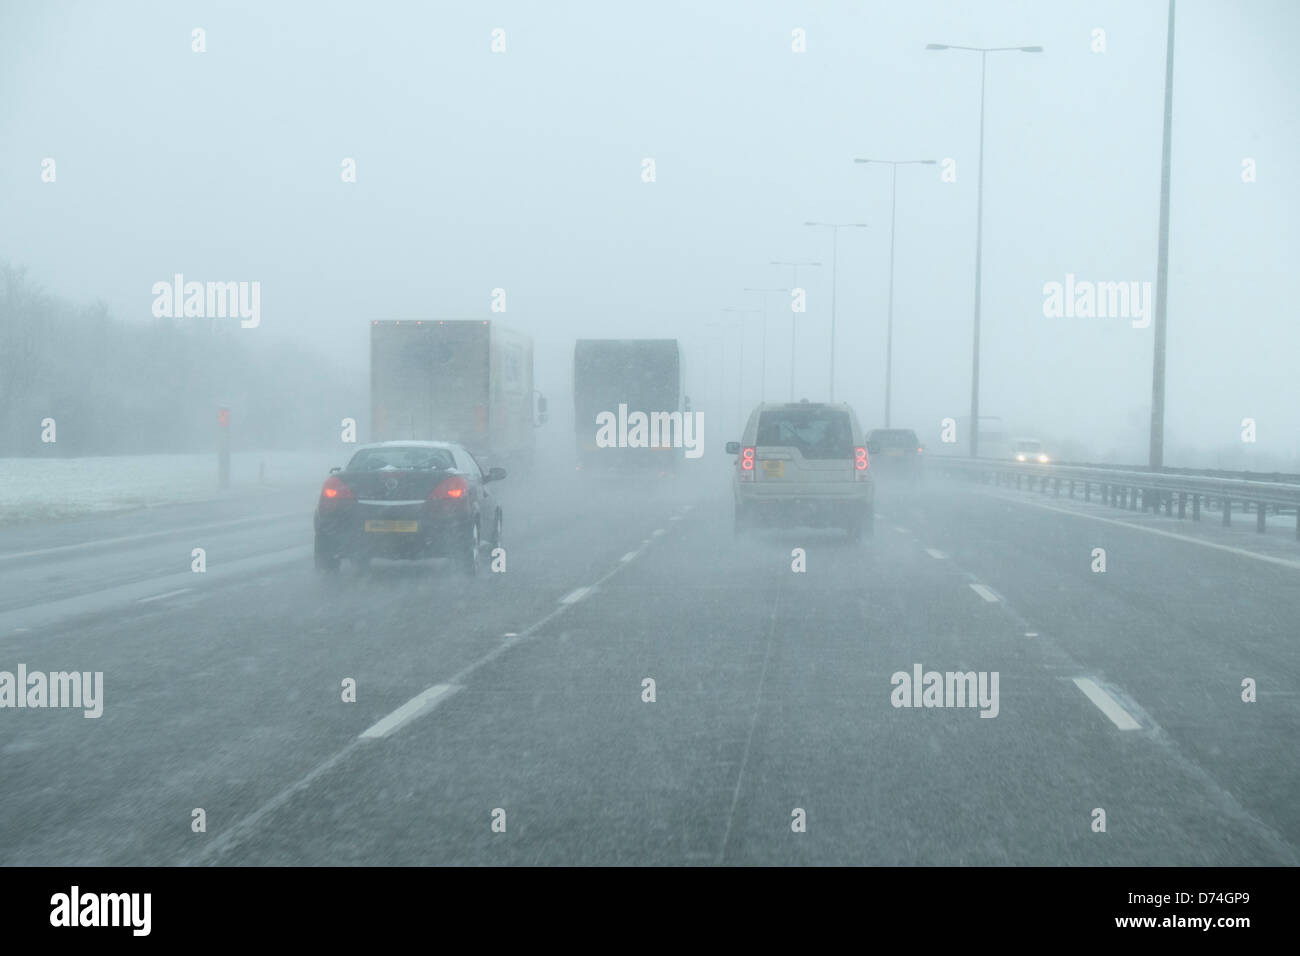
xmin=866 ymin=428 xmax=925 ymax=477
xmin=313 ymin=441 xmax=505 ymax=575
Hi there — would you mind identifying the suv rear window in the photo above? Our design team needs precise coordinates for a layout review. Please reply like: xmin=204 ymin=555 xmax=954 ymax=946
xmin=347 ymin=446 xmax=456 ymax=472
xmin=756 ymin=408 xmax=854 ymax=459
xmin=869 ymin=429 xmax=919 ymax=447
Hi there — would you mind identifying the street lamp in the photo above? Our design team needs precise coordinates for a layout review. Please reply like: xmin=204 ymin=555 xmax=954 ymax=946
xmin=926 ymin=41 xmax=1042 ymax=456
xmin=770 ymin=260 xmax=822 ymax=400
xmin=853 ymin=158 xmax=936 ymax=427
xmin=743 ymin=287 xmax=788 ymax=403
xmin=804 ymin=222 xmax=868 ymax=402
xmin=722 ymin=307 xmax=762 ymax=430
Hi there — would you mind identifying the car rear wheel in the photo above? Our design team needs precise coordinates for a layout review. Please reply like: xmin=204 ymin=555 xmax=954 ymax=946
xmin=456 ymin=518 xmax=481 ymax=576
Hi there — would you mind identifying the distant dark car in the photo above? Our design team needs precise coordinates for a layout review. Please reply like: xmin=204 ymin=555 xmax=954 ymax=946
xmin=313 ymin=441 xmax=505 ymax=575
xmin=866 ymin=428 xmax=924 ymax=476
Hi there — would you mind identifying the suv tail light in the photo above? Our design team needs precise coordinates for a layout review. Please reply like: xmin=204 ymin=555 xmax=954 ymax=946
xmin=739 ymin=446 xmax=755 ymax=482
xmin=319 ymin=474 xmax=354 ymax=510
xmin=430 ymin=475 xmax=469 ymax=499
xmin=855 ymin=446 xmax=870 ymax=480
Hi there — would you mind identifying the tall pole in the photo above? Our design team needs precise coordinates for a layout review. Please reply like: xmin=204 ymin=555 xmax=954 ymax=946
xmin=970 ymin=50 xmax=987 ymax=458
xmin=790 ymin=265 xmax=799 ymax=401
xmin=1149 ymin=0 xmax=1175 ymax=471
xmin=830 ymin=228 xmax=839 ymax=402
xmin=885 ymin=164 xmax=898 ymax=427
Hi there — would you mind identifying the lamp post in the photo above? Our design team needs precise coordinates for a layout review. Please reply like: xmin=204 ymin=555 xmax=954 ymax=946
xmin=770 ymin=260 xmax=822 ymax=400
xmin=743 ymin=287 xmax=788 ymax=403
xmin=803 ymin=222 xmax=868 ymax=401
xmin=925 ymin=41 xmax=1042 ymax=456
xmin=853 ymin=158 xmax=936 ymax=427
xmin=722 ymin=307 xmax=762 ymax=430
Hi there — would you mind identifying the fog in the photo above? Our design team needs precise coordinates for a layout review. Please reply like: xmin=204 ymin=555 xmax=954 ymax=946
xmin=2 ymin=0 xmax=1298 ymax=465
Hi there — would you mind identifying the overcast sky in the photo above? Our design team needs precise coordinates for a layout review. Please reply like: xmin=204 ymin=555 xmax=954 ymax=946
xmin=2 ymin=0 xmax=1296 ymax=464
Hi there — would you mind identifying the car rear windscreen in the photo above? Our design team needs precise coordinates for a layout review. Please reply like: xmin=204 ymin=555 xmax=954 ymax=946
xmin=757 ymin=408 xmax=854 ymax=459
xmin=870 ymin=429 xmax=920 ymax=447
xmin=347 ymin=447 xmax=456 ymax=471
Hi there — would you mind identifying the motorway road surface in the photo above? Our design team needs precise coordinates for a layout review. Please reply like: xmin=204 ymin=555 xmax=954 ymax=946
xmin=1 ymin=469 xmax=1296 ymax=865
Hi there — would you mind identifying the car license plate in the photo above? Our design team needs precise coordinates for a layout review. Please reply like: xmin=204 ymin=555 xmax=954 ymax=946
xmin=364 ymin=520 xmax=419 ymax=533
xmin=762 ymin=460 xmax=784 ymax=479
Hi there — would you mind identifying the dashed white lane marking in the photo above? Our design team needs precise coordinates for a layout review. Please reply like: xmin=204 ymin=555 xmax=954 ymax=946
xmin=969 ymin=583 xmax=1000 ymax=603
xmin=360 ymin=684 xmax=463 ymax=739
xmin=894 ymin=526 xmax=911 ymax=534
xmin=559 ymin=586 xmax=591 ymax=605
xmin=136 ymin=588 xmax=195 ymax=604
xmin=975 ymin=490 xmax=1300 ymax=572
xmin=1072 ymin=677 xmax=1142 ymax=730
xmin=620 ymin=552 xmax=639 ymax=562
xmin=925 ymin=548 xmax=947 ymax=559
xmin=652 ymin=528 xmax=665 ymax=537
xmin=1025 ymin=631 xmax=1039 ymax=638
xmin=669 ymin=515 xmax=682 ymax=522
xmin=188 ymin=514 xmax=682 ymax=865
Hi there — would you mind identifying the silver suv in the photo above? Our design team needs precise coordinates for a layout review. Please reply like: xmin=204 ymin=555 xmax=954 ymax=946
xmin=725 ymin=401 xmax=874 ymax=540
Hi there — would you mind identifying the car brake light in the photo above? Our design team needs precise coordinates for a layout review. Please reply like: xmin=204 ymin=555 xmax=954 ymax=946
xmin=739 ymin=446 xmax=755 ymax=482
xmin=319 ymin=475 xmax=354 ymax=510
xmin=430 ymin=475 xmax=469 ymax=499
xmin=855 ymin=446 xmax=869 ymax=477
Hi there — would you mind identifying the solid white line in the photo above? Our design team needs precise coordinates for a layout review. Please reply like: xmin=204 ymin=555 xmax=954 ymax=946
xmin=925 ymin=548 xmax=947 ymax=559
xmin=0 ymin=511 xmax=300 ymax=562
xmin=969 ymin=583 xmax=1000 ymax=603
xmin=1072 ymin=677 xmax=1141 ymax=730
xmin=620 ymin=552 xmax=638 ymax=562
xmin=359 ymin=684 xmax=462 ymax=739
xmin=559 ymin=586 xmax=591 ymax=605
xmin=136 ymin=587 xmax=195 ymax=604
xmin=975 ymin=490 xmax=1300 ymax=572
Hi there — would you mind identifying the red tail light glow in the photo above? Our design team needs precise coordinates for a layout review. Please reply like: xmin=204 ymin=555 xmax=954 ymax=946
xmin=430 ymin=475 xmax=469 ymax=499
xmin=739 ymin=446 xmax=755 ymax=482
xmin=855 ymin=446 xmax=870 ymax=479
xmin=319 ymin=475 xmax=354 ymax=510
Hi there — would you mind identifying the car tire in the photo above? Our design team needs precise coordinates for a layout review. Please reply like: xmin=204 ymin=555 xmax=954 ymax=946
xmin=314 ymin=539 xmax=340 ymax=572
xmin=456 ymin=517 xmax=481 ymax=576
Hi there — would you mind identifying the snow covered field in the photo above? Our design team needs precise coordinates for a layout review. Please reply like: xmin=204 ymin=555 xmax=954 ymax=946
xmin=0 ymin=451 xmax=338 ymax=524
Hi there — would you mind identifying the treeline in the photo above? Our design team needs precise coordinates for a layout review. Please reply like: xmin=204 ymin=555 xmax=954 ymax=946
xmin=0 ymin=265 xmax=363 ymax=456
